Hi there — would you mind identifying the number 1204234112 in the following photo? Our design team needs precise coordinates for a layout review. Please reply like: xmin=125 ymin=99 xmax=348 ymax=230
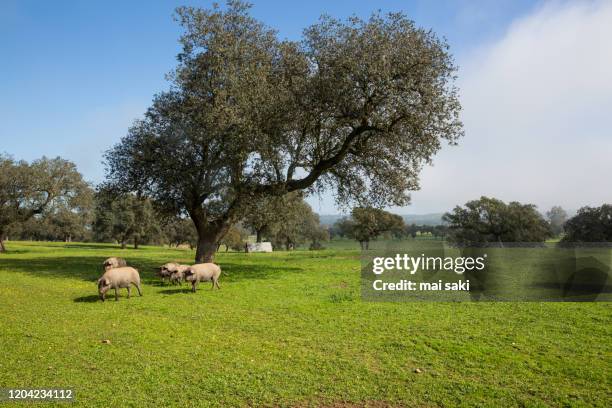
xmin=1 ymin=389 xmax=74 ymax=401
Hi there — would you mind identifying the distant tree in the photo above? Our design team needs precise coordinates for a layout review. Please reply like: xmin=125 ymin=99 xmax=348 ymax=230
xmin=305 ymin=218 xmax=330 ymax=250
xmin=8 ymin=192 xmax=94 ymax=243
xmin=219 ymin=224 xmax=249 ymax=251
xmin=327 ymin=223 xmax=339 ymax=240
xmin=131 ymin=197 xmax=162 ymax=249
xmin=342 ymin=207 xmax=405 ymax=249
xmin=0 ymin=155 xmax=90 ymax=252
xmin=443 ymin=196 xmax=551 ymax=246
xmin=269 ymin=199 xmax=322 ymax=250
xmin=403 ymin=224 xmax=446 ymax=240
xmin=6 ymin=216 xmax=55 ymax=241
xmin=561 ymin=204 xmax=612 ymax=243
xmin=243 ymin=193 xmax=302 ymax=243
xmin=93 ymin=191 xmax=161 ymax=249
xmin=43 ymin=183 xmax=94 ymax=242
xmin=432 ymin=224 xmax=449 ymax=239
xmin=104 ymin=1 xmax=463 ymax=262
xmin=406 ymin=223 xmax=418 ymax=239
xmin=546 ymin=206 xmax=568 ymax=236
xmin=333 ymin=217 xmax=356 ymax=239
xmin=162 ymin=216 xmax=198 ymax=248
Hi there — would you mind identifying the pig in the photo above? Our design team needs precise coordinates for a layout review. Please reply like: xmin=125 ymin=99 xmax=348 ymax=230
xmin=103 ymin=257 xmax=127 ymax=271
xmin=168 ymin=264 xmax=190 ymax=285
xmin=184 ymin=263 xmax=222 ymax=292
xmin=158 ymin=262 xmax=179 ymax=283
xmin=97 ymin=266 xmax=142 ymax=301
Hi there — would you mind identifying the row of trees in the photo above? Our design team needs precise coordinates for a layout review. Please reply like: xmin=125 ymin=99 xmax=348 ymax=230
xmin=331 ymin=207 xmax=450 ymax=248
xmin=443 ymin=197 xmax=610 ymax=246
xmin=0 ymin=154 xmax=331 ymax=252
xmin=329 ymin=198 xmax=609 ymax=249
xmin=1 ymin=154 xmax=608 ymax=253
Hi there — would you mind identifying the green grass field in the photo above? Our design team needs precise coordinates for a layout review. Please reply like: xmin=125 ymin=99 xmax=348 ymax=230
xmin=0 ymin=241 xmax=610 ymax=407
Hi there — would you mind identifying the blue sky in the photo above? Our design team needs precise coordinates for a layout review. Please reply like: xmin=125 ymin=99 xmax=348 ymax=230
xmin=2 ymin=1 xmax=610 ymax=214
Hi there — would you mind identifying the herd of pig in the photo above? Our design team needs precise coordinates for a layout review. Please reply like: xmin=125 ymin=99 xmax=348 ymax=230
xmin=97 ymin=256 xmax=222 ymax=301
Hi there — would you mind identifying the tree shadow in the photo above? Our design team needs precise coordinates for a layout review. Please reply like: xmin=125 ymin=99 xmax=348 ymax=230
xmin=159 ymin=288 xmax=193 ymax=295
xmin=74 ymin=295 xmax=100 ymax=303
xmin=0 ymin=255 xmax=165 ymax=283
xmin=0 ymin=254 xmax=305 ymax=284
xmin=216 ymin=262 xmax=304 ymax=281
xmin=63 ymin=243 xmax=124 ymax=250
xmin=74 ymin=294 xmax=144 ymax=303
xmin=0 ymin=249 xmax=30 ymax=254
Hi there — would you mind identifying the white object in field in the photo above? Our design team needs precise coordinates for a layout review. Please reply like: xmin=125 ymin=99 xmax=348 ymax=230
xmin=247 ymin=242 xmax=273 ymax=253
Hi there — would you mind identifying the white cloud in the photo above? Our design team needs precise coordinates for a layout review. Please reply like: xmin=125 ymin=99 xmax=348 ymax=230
xmin=407 ymin=0 xmax=612 ymax=214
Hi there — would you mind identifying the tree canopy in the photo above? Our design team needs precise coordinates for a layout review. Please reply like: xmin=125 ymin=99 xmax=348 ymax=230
xmin=561 ymin=204 xmax=612 ymax=243
xmin=105 ymin=1 xmax=462 ymax=262
xmin=443 ymin=196 xmax=551 ymax=246
xmin=242 ymin=193 xmax=302 ymax=243
xmin=336 ymin=207 xmax=405 ymax=249
xmin=93 ymin=190 xmax=162 ymax=249
xmin=0 ymin=155 xmax=90 ymax=252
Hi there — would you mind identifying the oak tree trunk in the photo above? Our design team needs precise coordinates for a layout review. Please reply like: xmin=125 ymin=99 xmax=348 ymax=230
xmin=195 ymin=235 xmax=218 ymax=263
xmin=190 ymin=207 xmax=233 ymax=263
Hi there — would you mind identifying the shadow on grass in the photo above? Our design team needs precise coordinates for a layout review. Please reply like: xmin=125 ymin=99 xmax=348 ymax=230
xmin=74 ymin=295 xmax=100 ymax=303
xmin=0 ymin=255 xmax=164 ymax=282
xmin=74 ymin=293 xmax=144 ymax=303
xmin=0 ymin=256 xmax=305 ymax=283
xmin=159 ymin=288 xmax=193 ymax=295
xmin=63 ymin=243 xmax=126 ymax=250
xmin=0 ymin=250 xmax=30 ymax=254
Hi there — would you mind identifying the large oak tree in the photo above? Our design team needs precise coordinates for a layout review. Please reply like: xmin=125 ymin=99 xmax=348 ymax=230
xmin=105 ymin=1 xmax=463 ymax=262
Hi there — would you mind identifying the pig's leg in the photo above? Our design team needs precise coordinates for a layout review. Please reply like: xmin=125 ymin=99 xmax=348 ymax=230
xmin=135 ymin=282 xmax=142 ymax=296
xmin=214 ymin=279 xmax=221 ymax=290
xmin=114 ymin=288 xmax=119 ymax=301
xmin=127 ymin=286 xmax=131 ymax=299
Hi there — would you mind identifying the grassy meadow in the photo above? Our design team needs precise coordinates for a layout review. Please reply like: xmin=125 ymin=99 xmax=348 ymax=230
xmin=0 ymin=241 xmax=610 ymax=407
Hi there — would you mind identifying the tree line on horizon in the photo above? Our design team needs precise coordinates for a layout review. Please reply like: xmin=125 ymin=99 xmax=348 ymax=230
xmin=2 ymin=153 xmax=608 ymax=253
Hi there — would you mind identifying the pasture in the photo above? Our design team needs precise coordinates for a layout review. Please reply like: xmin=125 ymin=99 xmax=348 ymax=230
xmin=0 ymin=241 xmax=610 ymax=407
